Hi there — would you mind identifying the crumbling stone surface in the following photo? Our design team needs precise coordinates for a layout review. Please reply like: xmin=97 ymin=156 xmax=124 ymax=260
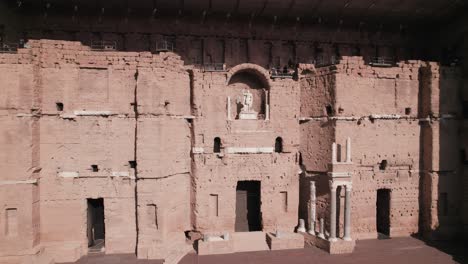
xmin=0 ymin=37 xmax=464 ymax=264
xmin=298 ymin=57 xmax=463 ymax=242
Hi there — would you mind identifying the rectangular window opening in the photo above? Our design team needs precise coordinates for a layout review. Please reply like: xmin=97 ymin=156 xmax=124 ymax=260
xmin=91 ymin=165 xmax=99 ymax=172
xmin=56 ymin=102 xmax=64 ymax=111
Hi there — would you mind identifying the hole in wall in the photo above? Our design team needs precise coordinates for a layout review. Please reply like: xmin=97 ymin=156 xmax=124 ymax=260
xmin=275 ymin=137 xmax=283 ymax=153
xmin=56 ymin=102 xmax=64 ymax=111
xmin=325 ymin=105 xmax=333 ymax=116
xmin=405 ymin=107 xmax=411 ymax=115
xmin=91 ymin=165 xmax=99 ymax=172
xmin=128 ymin=161 xmax=136 ymax=168
xmin=213 ymin=137 xmax=221 ymax=153
xmin=379 ymin=160 xmax=388 ymax=170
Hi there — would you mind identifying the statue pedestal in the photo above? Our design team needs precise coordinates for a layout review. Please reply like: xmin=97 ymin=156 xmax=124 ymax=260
xmin=239 ymin=111 xmax=258 ymax=120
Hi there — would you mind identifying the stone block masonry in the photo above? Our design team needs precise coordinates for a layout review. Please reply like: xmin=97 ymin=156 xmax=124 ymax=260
xmin=0 ymin=38 xmax=464 ymax=264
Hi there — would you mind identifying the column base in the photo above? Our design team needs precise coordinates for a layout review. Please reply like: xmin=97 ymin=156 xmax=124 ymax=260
xmin=343 ymin=236 xmax=352 ymax=241
xmin=328 ymin=237 xmax=338 ymax=242
xmin=307 ymin=230 xmax=315 ymax=235
xmin=297 ymin=227 xmax=306 ymax=233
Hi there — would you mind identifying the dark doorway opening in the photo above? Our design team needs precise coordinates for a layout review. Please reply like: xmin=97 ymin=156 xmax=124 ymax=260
xmin=235 ymin=181 xmax=262 ymax=232
xmin=87 ymin=198 xmax=105 ymax=252
xmin=376 ymin=189 xmax=391 ymax=238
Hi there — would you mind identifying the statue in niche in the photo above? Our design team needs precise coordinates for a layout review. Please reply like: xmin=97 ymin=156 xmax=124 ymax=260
xmin=237 ymin=89 xmax=257 ymax=120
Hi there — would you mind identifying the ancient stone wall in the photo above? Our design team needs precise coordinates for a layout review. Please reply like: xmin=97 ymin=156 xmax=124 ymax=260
xmin=135 ymin=55 xmax=192 ymax=258
xmin=0 ymin=49 xmax=40 ymax=264
xmin=0 ymin=40 xmax=192 ymax=263
xmin=419 ymin=63 xmax=463 ymax=239
xmin=190 ymin=64 xmax=301 ymax=234
xmin=0 ymin=34 xmax=465 ymax=263
xmin=298 ymin=57 xmax=463 ymax=240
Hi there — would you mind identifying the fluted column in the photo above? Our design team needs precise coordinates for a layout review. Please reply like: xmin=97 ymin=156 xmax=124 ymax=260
xmin=344 ymin=185 xmax=352 ymax=241
xmin=329 ymin=183 xmax=337 ymax=241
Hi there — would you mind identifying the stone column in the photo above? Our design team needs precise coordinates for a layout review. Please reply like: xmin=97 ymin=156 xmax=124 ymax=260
xmin=344 ymin=185 xmax=352 ymax=241
xmin=318 ymin=218 xmax=325 ymax=239
xmin=308 ymin=181 xmax=316 ymax=235
xmin=297 ymin=219 xmax=306 ymax=232
xmin=265 ymin=90 xmax=270 ymax=120
xmin=346 ymin=137 xmax=351 ymax=163
xmin=227 ymin=96 xmax=231 ymax=120
xmin=329 ymin=183 xmax=337 ymax=242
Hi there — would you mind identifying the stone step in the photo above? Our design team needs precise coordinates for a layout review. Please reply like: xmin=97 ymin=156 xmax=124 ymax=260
xmin=231 ymin=231 xmax=269 ymax=252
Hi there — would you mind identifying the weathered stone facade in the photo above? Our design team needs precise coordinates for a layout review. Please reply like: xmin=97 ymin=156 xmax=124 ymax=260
xmin=0 ymin=1 xmax=467 ymax=263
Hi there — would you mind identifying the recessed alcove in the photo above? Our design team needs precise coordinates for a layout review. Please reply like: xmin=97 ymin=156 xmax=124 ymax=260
xmin=226 ymin=66 xmax=270 ymax=121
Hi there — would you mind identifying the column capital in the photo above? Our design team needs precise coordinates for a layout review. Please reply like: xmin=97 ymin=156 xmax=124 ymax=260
xmin=345 ymin=184 xmax=353 ymax=192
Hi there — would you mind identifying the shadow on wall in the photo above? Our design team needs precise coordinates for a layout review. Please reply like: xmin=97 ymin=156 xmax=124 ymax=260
xmin=416 ymin=59 xmax=465 ymax=261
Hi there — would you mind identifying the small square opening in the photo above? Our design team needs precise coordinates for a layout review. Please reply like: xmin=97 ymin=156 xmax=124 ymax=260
xmin=56 ymin=102 xmax=64 ymax=111
xmin=91 ymin=165 xmax=99 ymax=172
xmin=129 ymin=160 xmax=136 ymax=168
xmin=379 ymin=160 xmax=388 ymax=170
xmin=405 ymin=107 xmax=411 ymax=115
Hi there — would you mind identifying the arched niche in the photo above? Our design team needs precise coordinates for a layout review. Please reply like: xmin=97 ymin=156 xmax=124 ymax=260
xmin=226 ymin=64 xmax=270 ymax=120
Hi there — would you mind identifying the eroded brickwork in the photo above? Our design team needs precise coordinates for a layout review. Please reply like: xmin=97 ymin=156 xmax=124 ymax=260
xmin=0 ymin=27 xmax=464 ymax=264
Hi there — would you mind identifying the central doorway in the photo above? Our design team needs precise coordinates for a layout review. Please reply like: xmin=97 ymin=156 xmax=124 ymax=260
xmin=376 ymin=189 xmax=391 ymax=238
xmin=235 ymin=181 xmax=262 ymax=232
xmin=87 ymin=198 xmax=105 ymax=252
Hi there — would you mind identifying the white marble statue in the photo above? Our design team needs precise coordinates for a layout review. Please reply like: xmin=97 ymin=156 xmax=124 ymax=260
xmin=237 ymin=90 xmax=257 ymax=119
